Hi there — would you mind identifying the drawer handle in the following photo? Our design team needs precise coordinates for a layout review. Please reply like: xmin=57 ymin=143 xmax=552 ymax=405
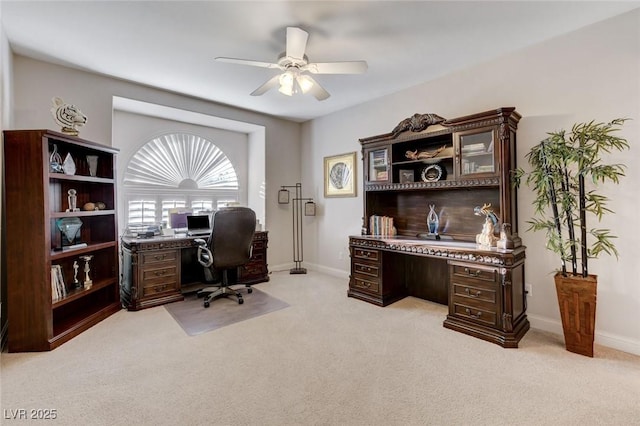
xmin=154 ymin=285 xmax=167 ymax=293
xmin=464 ymin=267 xmax=481 ymax=277
xmin=154 ymin=270 xmax=168 ymax=276
xmin=465 ymin=288 xmax=482 ymax=297
xmin=361 ymin=281 xmax=371 ymax=288
xmin=465 ymin=308 xmax=482 ymax=319
xmin=154 ymin=254 xmax=167 ymax=261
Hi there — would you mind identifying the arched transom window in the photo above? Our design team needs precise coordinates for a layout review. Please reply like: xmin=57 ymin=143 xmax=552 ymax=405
xmin=124 ymin=133 xmax=239 ymax=227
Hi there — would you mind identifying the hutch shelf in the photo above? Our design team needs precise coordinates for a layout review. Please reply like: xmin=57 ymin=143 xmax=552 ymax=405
xmin=350 ymin=108 xmax=530 ymax=347
xmin=3 ymin=129 xmax=120 ymax=352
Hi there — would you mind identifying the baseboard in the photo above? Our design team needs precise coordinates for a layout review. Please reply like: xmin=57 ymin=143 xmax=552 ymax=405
xmin=527 ymin=313 xmax=640 ymax=356
xmin=269 ymin=262 xmax=350 ymax=280
xmin=303 ymin=262 xmax=349 ymax=279
xmin=269 ymin=262 xmax=295 ymax=273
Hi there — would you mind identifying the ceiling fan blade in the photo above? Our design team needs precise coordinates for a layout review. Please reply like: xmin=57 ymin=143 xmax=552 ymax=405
xmin=304 ymin=61 xmax=368 ymax=74
xmin=286 ymin=27 xmax=309 ymax=60
xmin=216 ymin=57 xmax=281 ymax=70
xmin=302 ymin=75 xmax=330 ymax=101
xmin=250 ymin=75 xmax=281 ymax=96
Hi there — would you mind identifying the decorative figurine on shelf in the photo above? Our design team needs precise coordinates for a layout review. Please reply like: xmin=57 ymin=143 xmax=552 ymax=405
xmin=86 ymin=155 xmax=98 ymax=177
xmin=63 ymin=152 xmax=76 ymax=175
xmin=66 ymin=189 xmax=79 ymax=212
xmin=49 ymin=144 xmax=64 ymax=173
xmin=56 ymin=217 xmax=83 ymax=245
xmin=405 ymin=145 xmax=446 ymax=161
xmin=80 ymin=255 xmax=94 ymax=289
xmin=72 ymin=260 xmax=81 ymax=289
xmin=51 ymin=96 xmax=87 ymax=136
xmin=474 ymin=203 xmax=499 ymax=248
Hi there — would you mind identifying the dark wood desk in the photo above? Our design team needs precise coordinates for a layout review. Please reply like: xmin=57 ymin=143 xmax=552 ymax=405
xmin=120 ymin=231 xmax=268 ymax=311
xmin=349 ymin=236 xmax=529 ymax=348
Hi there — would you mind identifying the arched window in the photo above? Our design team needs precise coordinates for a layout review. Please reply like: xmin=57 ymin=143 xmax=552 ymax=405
xmin=124 ymin=133 xmax=239 ymax=227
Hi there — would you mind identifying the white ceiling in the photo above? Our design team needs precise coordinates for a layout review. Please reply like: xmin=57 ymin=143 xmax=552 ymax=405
xmin=3 ymin=1 xmax=639 ymax=123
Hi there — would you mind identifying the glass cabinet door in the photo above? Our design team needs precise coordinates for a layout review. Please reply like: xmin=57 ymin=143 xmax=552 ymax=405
xmin=457 ymin=130 xmax=496 ymax=176
xmin=367 ymin=148 xmax=390 ymax=183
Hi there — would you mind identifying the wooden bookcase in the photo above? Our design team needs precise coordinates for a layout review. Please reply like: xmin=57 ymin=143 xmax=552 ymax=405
xmin=3 ymin=129 xmax=120 ymax=352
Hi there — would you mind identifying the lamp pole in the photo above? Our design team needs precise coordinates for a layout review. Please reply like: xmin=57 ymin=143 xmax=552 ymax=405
xmin=279 ymin=183 xmax=315 ymax=274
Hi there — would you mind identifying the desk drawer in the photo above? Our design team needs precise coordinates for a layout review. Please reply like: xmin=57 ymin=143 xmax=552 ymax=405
xmin=142 ymin=279 xmax=178 ymax=297
xmin=353 ymin=261 xmax=379 ymax=279
xmin=452 ymin=283 xmax=497 ymax=304
xmin=252 ymin=241 xmax=266 ymax=251
xmin=451 ymin=264 xmax=497 ymax=283
xmin=451 ymin=301 xmax=498 ymax=327
xmin=142 ymin=265 xmax=177 ymax=281
xmin=350 ymin=276 xmax=380 ymax=295
xmin=141 ymin=250 xmax=178 ymax=265
xmin=242 ymin=261 xmax=266 ymax=276
xmin=353 ymin=248 xmax=380 ymax=262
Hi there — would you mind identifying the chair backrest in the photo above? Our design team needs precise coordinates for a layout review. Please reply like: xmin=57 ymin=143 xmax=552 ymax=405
xmin=208 ymin=207 xmax=256 ymax=269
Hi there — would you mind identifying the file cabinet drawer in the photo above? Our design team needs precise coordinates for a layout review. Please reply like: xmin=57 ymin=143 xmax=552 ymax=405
xmin=353 ymin=247 xmax=380 ymax=262
xmin=452 ymin=283 xmax=497 ymax=304
xmin=451 ymin=301 xmax=498 ymax=327
xmin=351 ymin=276 xmax=380 ymax=295
xmin=353 ymin=262 xmax=379 ymax=279
xmin=141 ymin=249 xmax=178 ymax=265
xmin=451 ymin=264 xmax=497 ymax=284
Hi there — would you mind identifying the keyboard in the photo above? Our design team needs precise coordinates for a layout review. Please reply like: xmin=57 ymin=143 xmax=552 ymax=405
xmin=187 ymin=229 xmax=211 ymax=237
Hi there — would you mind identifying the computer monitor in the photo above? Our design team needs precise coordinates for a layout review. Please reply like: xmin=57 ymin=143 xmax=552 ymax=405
xmin=186 ymin=215 xmax=210 ymax=232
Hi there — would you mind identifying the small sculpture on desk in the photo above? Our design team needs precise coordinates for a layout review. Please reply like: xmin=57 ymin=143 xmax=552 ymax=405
xmin=496 ymin=223 xmax=522 ymax=250
xmin=474 ymin=203 xmax=499 ymax=249
xmin=80 ymin=255 xmax=93 ymax=289
xmin=426 ymin=204 xmax=441 ymax=240
xmin=72 ymin=260 xmax=81 ymax=289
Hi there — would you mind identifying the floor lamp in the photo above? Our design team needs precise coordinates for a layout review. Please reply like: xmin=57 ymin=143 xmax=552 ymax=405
xmin=278 ymin=183 xmax=316 ymax=274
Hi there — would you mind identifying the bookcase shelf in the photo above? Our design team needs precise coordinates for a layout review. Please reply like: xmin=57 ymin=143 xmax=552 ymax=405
xmin=3 ymin=129 xmax=121 ymax=352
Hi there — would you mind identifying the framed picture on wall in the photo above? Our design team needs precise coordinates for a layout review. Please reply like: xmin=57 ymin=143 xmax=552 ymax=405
xmin=324 ymin=152 xmax=357 ymax=198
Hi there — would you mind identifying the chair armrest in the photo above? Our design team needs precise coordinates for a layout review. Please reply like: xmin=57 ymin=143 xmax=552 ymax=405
xmin=196 ymin=244 xmax=213 ymax=267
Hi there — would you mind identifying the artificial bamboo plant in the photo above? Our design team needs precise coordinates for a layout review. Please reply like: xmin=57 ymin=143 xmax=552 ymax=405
xmin=514 ymin=119 xmax=630 ymax=277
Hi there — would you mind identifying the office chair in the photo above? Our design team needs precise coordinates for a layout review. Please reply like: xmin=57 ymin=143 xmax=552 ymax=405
xmin=194 ymin=207 xmax=256 ymax=307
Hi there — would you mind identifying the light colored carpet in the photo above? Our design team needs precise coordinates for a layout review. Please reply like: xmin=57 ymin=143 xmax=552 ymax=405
xmin=1 ymin=271 xmax=639 ymax=426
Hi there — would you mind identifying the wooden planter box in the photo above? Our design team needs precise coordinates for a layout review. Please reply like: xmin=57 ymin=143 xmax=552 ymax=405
xmin=554 ymin=273 xmax=597 ymax=357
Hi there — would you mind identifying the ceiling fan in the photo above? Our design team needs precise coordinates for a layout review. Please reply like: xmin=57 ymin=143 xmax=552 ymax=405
xmin=216 ymin=27 xmax=368 ymax=101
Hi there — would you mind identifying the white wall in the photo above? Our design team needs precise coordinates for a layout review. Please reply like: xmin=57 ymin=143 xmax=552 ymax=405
xmin=303 ymin=10 xmax=640 ymax=355
xmin=11 ymin=55 xmax=302 ymax=268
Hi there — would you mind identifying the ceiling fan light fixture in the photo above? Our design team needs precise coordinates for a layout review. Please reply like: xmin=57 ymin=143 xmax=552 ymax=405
xmin=278 ymin=70 xmax=295 ymax=96
xmin=297 ymin=74 xmax=314 ymax=94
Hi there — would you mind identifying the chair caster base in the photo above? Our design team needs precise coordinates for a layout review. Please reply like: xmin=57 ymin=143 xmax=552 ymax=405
xmin=238 ymin=297 xmax=244 ymax=304
xmin=247 ymin=288 xmax=253 ymax=294
xmin=204 ymin=301 xmax=210 ymax=308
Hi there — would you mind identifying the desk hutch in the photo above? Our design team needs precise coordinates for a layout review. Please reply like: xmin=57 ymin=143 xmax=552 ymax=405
xmin=349 ymin=108 xmax=529 ymax=348
xmin=3 ymin=130 xmax=120 ymax=352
